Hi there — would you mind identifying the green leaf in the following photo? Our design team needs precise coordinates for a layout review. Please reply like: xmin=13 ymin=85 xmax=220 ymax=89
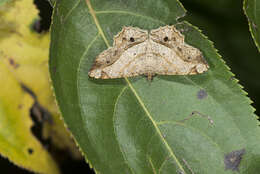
xmin=182 ymin=0 xmax=260 ymax=116
xmin=50 ymin=0 xmax=260 ymax=173
xmin=244 ymin=0 xmax=260 ymax=52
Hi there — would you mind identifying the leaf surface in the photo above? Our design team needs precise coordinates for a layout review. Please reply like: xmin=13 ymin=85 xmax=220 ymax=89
xmin=244 ymin=0 xmax=260 ymax=52
xmin=50 ymin=0 xmax=260 ymax=173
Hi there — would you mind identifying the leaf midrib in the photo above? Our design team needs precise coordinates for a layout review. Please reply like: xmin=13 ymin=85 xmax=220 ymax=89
xmin=85 ymin=0 xmax=186 ymax=173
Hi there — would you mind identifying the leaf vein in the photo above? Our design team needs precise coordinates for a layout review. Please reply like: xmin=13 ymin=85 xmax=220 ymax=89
xmin=64 ymin=0 xmax=81 ymax=22
xmin=156 ymin=121 xmax=223 ymax=154
xmin=124 ymin=78 xmax=186 ymax=173
xmin=86 ymin=0 xmax=185 ymax=172
xmin=95 ymin=10 xmax=165 ymax=25
xmin=148 ymin=156 xmax=157 ymax=174
xmin=158 ymin=155 xmax=171 ymax=174
xmin=112 ymin=86 xmax=136 ymax=174
xmin=183 ymin=76 xmax=246 ymax=143
xmin=77 ymin=32 xmax=100 ymax=79
xmin=85 ymin=0 xmax=110 ymax=47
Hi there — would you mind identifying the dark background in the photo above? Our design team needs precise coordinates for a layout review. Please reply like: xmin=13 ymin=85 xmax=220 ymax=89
xmin=1 ymin=0 xmax=259 ymax=173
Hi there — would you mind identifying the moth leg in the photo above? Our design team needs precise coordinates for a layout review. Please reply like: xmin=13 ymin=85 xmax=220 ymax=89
xmin=145 ymin=73 xmax=156 ymax=81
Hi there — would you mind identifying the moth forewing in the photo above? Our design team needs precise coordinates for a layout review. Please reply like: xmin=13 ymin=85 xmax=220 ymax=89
xmin=88 ymin=26 xmax=209 ymax=79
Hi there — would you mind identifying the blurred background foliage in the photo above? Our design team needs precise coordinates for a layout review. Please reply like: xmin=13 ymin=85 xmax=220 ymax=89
xmin=0 ymin=0 xmax=259 ymax=173
xmin=0 ymin=0 xmax=94 ymax=173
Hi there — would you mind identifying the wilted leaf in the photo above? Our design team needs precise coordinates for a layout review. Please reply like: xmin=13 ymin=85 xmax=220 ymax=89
xmin=244 ymin=0 xmax=260 ymax=52
xmin=50 ymin=0 xmax=260 ymax=173
xmin=0 ymin=0 xmax=80 ymax=173
xmin=0 ymin=62 xmax=60 ymax=174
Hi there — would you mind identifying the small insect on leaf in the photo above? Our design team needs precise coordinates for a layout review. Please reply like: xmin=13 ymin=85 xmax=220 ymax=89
xmin=88 ymin=26 xmax=209 ymax=80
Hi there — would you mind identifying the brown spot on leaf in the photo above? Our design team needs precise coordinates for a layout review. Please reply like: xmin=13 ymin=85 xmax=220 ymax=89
xmin=27 ymin=148 xmax=34 ymax=154
xmin=32 ymin=20 xmax=41 ymax=33
xmin=18 ymin=104 xmax=23 ymax=109
xmin=252 ymin=23 xmax=258 ymax=31
xmin=30 ymin=101 xmax=53 ymax=150
xmin=9 ymin=58 xmax=19 ymax=69
xmin=16 ymin=41 xmax=23 ymax=47
xmin=197 ymin=89 xmax=207 ymax=99
xmin=52 ymin=66 xmax=56 ymax=73
xmin=9 ymin=58 xmax=14 ymax=65
xmin=224 ymin=149 xmax=245 ymax=171
xmin=31 ymin=102 xmax=53 ymax=124
xmin=21 ymin=83 xmax=36 ymax=99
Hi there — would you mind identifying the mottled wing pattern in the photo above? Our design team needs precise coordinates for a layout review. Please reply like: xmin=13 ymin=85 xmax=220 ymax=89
xmin=150 ymin=26 xmax=209 ymax=75
xmin=88 ymin=26 xmax=209 ymax=79
xmin=88 ymin=27 xmax=148 ymax=79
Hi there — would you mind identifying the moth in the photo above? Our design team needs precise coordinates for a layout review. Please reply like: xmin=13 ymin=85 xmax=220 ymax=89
xmin=88 ymin=26 xmax=209 ymax=80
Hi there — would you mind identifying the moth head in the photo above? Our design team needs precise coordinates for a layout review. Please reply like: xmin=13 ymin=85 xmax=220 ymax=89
xmin=88 ymin=68 xmax=102 ymax=78
xmin=150 ymin=25 xmax=184 ymax=45
xmin=114 ymin=26 xmax=148 ymax=47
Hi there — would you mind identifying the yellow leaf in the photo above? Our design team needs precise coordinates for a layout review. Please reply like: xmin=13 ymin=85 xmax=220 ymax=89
xmin=0 ymin=62 xmax=60 ymax=174
xmin=0 ymin=0 xmax=81 ymax=173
